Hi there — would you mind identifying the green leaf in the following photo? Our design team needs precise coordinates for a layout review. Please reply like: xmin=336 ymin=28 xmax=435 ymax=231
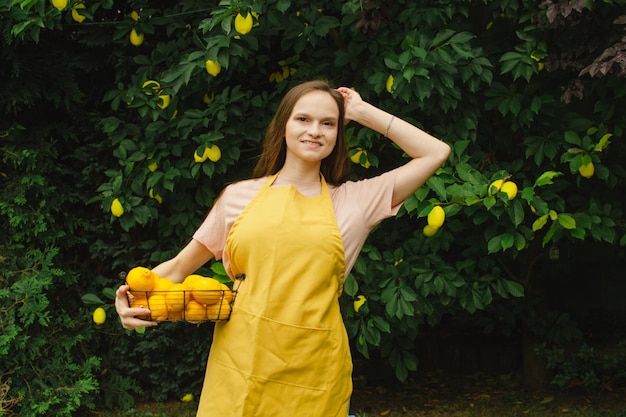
xmin=103 ymin=287 xmax=116 ymax=300
xmin=594 ymin=132 xmax=612 ymax=151
xmin=487 ymin=235 xmax=502 ymax=253
xmin=534 ymin=171 xmax=562 ymax=187
xmin=533 ymin=214 xmax=549 ymax=231
xmin=81 ymin=293 xmax=104 ymax=305
xmin=372 ymin=316 xmax=391 ymax=333
xmin=472 ymin=285 xmax=486 ymax=310
xmin=504 ymin=280 xmax=524 ymax=297
xmin=508 ymin=200 xmax=525 ymax=227
xmin=276 ymin=0 xmax=291 ymax=13
xmin=426 ymin=176 xmax=447 ymax=199
xmin=557 ymin=214 xmax=576 ymax=230
xmin=501 ymin=233 xmax=515 ymax=250
xmin=564 ymin=130 xmax=581 ymax=146
xmin=483 ymin=195 xmax=496 ymax=210
xmin=211 ymin=261 xmax=227 ymax=276
xmin=343 ymin=274 xmax=359 ymax=297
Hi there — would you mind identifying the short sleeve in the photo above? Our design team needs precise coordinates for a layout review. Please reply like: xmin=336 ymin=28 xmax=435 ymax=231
xmin=192 ymin=192 xmax=228 ymax=260
xmin=192 ymin=178 xmax=265 ymax=275
xmin=330 ymin=169 xmax=401 ymax=275
xmin=337 ymin=169 xmax=401 ymax=229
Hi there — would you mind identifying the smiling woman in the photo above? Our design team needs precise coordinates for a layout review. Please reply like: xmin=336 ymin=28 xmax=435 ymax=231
xmin=283 ymin=89 xmax=340 ymax=178
xmin=115 ymin=79 xmax=450 ymax=417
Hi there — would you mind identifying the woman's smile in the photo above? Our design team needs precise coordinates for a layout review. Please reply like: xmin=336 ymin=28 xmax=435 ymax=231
xmin=283 ymin=90 xmax=339 ymax=168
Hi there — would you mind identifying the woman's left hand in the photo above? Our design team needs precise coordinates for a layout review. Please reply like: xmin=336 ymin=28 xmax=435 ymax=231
xmin=336 ymin=87 xmax=365 ymax=123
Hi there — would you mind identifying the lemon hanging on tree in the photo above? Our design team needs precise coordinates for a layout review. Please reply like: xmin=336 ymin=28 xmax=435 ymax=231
xmin=51 ymin=0 xmax=68 ymax=11
xmin=234 ymin=12 xmax=253 ymax=35
xmin=71 ymin=3 xmax=86 ymax=22
xmin=206 ymin=144 xmax=221 ymax=162
xmin=423 ymin=224 xmax=439 ymax=237
xmin=92 ymin=307 xmax=106 ymax=325
xmin=579 ymin=161 xmax=594 ymax=178
xmin=353 ymin=295 xmax=366 ymax=312
xmin=488 ymin=179 xmax=503 ymax=195
xmin=386 ymin=74 xmax=394 ymax=93
xmin=488 ymin=179 xmax=517 ymax=200
xmin=427 ymin=205 xmax=445 ymax=228
xmin=129 ymin=28 xmax=144 ymax=46
xmin=205 ymin=60 xmax=221 ymax=77
xmin=157 ymin=94 xmax=170 ymax=109
xmin=500 ymin=181 xmax=518 ymax=200
xmin=110 ymin=198 xmax=124 ymax=217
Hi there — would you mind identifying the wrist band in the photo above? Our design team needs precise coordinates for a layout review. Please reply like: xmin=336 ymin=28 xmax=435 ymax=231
xmin=384 ymin=116 xmax=395 ymax=138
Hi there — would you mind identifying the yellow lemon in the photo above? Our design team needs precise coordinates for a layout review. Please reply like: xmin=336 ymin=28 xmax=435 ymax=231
xmin=111 ymin=198 xmax=124 ymax=217
xmin=147 ymin=162 xmax=158 ymax=172
xmin=52 ymin=0 xmax=68 ymax=11
xmin=234 ymin=12 xmax=253 ymax=35
xmin=202 ymin=92 xmax=215 ymax=104
xmin=149 ymin=188 xmax=163 ymax=204
xmin=220 ymin=283 xmax=233 ymax=304
xmin=169 ymin=309 xmax=184 ymax=321
xmin=206 ymin=144 xmax=221 ymax=162
xmin=189 ymin=276 xmax=223 ymax=305
xmin=205 ymin=59 xmax=221 ymax=77
xmin=350 ymin=149 xmax=363 ymax=164
xmin=126 ymin=266 xmax=157 ymax=292
xmin=427 ymin=206 xmax=445 ymax=228
xmin=488 ymin=179 xmax=503 ymax=196
xmin=181 ymin=393 xmax=194 ymax=403
xmin=166 ymin=283 xmax=190 ymax=312
xmin=129 ymin=292 xmax=150 ymax=318
xmin=185 ymin=299 xmax=207 ymax=323
xmin=129 ymin=28 xmax=144 ymax=46
xmin=501 ymin=181 xmax=518 ymax=200
xmin=157 ymin=94 xmax=170 ymax=109
xmin=152 ymin=276 xmax=174 ymax=292
xmin=71 ymin=3 xmax=86 ymax=23
xmin=148 ymin=293 xmax=168 ymax=321
xmin=579 ymin=161 xmax=594 ymax=178
xmin=183 ymin=274 xmax=203 ymax=288
xmin=129 ymin=292 xmax=148 ymax=307
xmin=92 ymin=307 xmax=106 ymax=325
xmin=207 ymin=300 xmax=231 ymax=320
xmin=194 ymin=148 xmax=207 ymax=163
xmin=353 ymin=295 xmax=366 ymax=312
xmin=385 ymin=74 xmax=394 ymax=93
xmin=130 ymin=10 xmax=139 ymax=21
xmin=142 ymin=80 xmax=160 ymax=94
xmin=423 ymin=224 xmax=439 ymax=237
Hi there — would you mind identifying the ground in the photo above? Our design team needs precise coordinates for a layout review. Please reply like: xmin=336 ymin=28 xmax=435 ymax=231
xmin=349 ymin=371 xmax=626 ymax=417
xmin=123 ymin=371 xmax=626 ymax=417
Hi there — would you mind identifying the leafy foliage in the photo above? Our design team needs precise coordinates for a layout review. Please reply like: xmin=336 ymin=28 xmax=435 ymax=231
xmin=2 ymin=0 xmax=626 ymax=415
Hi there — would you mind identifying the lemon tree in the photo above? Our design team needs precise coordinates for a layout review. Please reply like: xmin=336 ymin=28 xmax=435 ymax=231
xmin=3 ymin=0 xmax=626 ymax=414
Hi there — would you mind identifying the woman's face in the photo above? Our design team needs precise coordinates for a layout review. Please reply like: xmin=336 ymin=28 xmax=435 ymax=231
xmin=283 ymin=90 xmax=339 ymax=169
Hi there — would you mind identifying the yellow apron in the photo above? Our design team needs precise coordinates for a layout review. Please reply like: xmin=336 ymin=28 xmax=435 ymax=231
xmin=197 ymin=174 xmax=352 ymax=417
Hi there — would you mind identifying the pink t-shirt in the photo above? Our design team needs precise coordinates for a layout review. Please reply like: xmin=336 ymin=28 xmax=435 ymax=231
xmin=193 ymin=170 xmax=401 ymax=278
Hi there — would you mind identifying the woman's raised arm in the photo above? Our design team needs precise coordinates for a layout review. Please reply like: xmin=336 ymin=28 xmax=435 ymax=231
xmin=337 ymin=87 xmax=451 ymax=206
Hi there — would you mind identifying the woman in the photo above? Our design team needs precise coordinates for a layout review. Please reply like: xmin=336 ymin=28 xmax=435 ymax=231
xmin=115 ymin=80 xmax=450 ymax=416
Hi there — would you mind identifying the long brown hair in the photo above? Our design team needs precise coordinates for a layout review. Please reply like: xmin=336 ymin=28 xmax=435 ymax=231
xmin=252 ymin=80 xmax=351 ymax=185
